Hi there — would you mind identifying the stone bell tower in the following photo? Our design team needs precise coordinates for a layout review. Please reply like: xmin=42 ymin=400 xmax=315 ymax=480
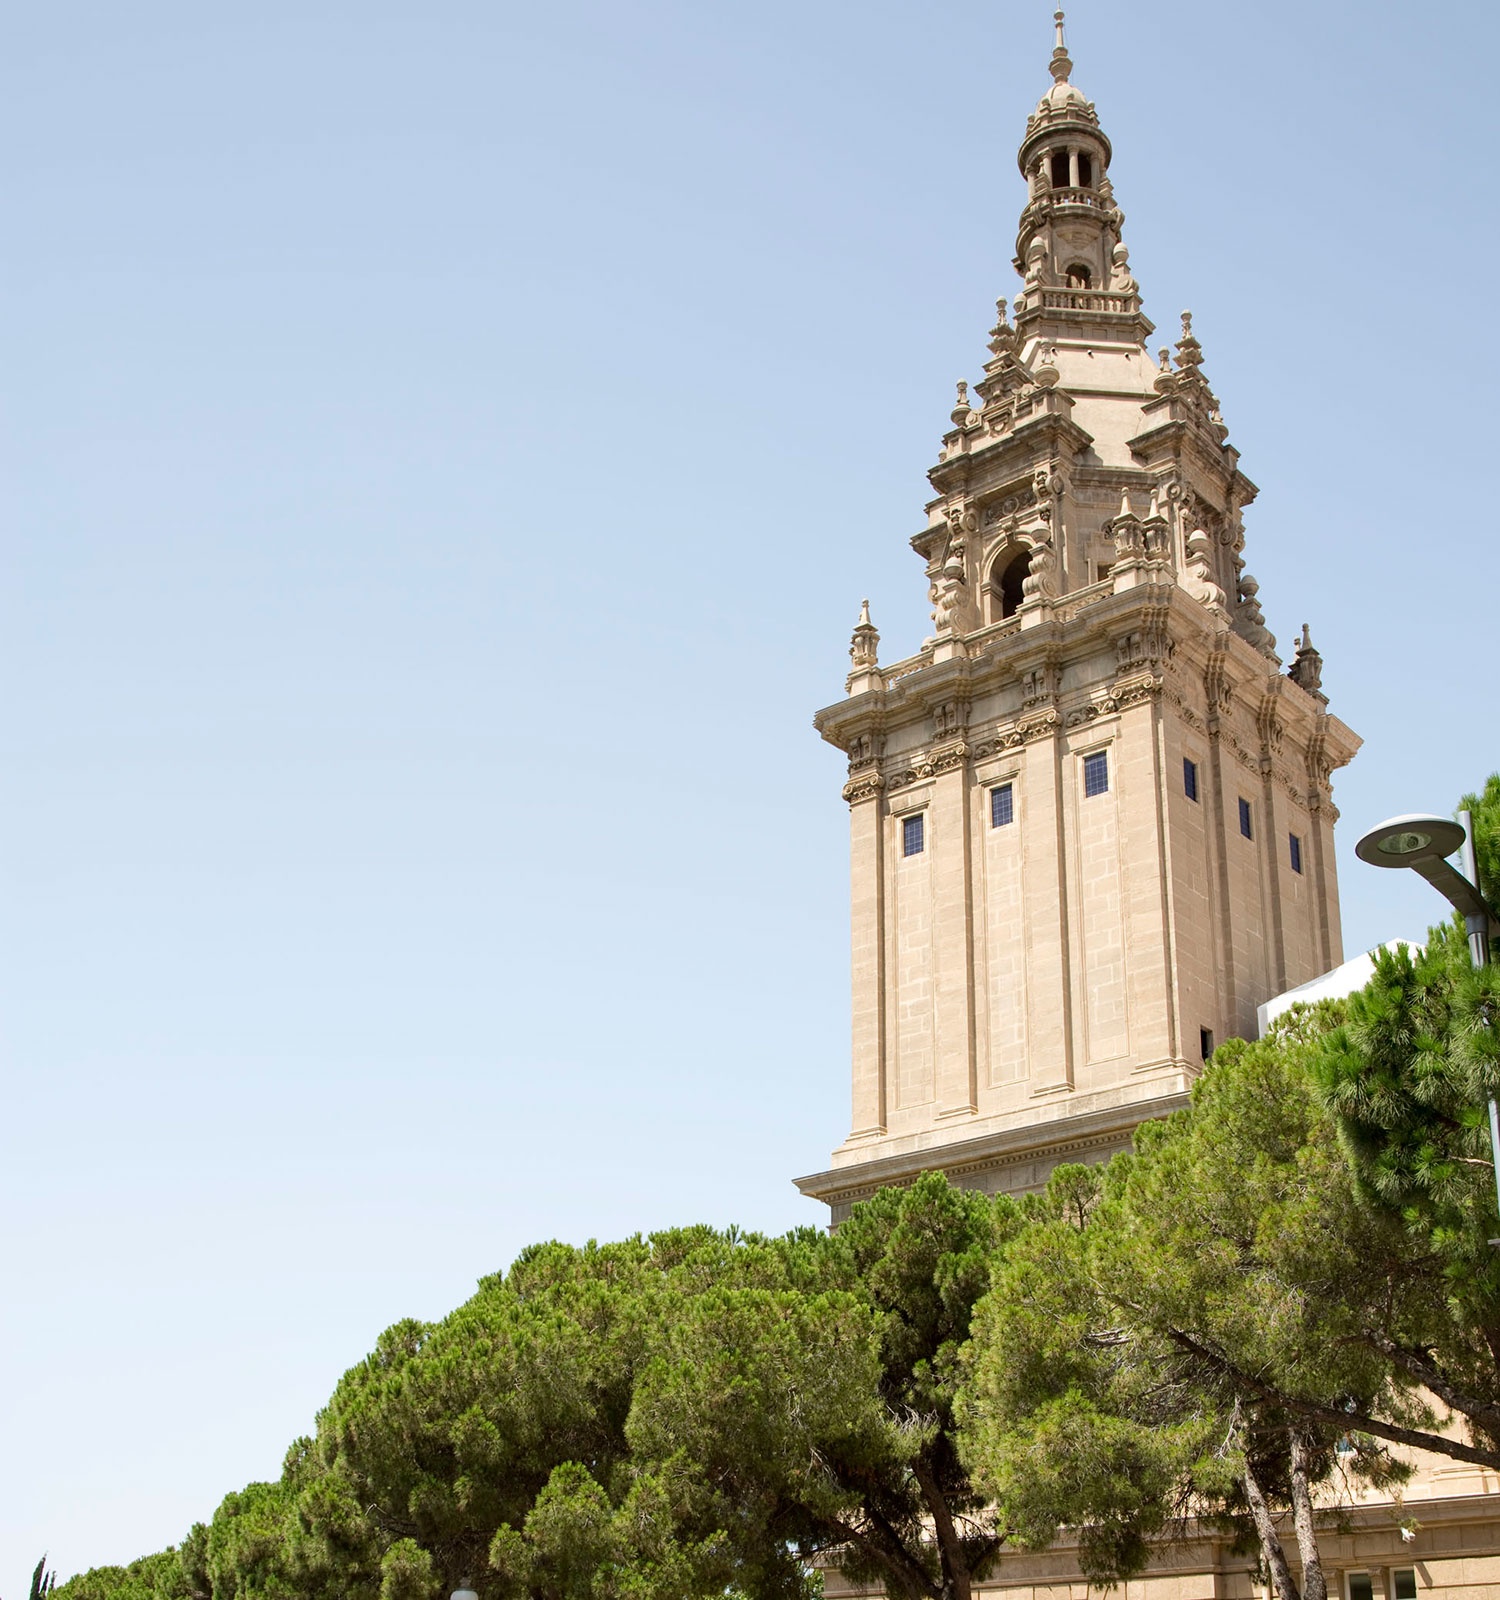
xmin=796 ymin=13 xmax=1361 ymax=1223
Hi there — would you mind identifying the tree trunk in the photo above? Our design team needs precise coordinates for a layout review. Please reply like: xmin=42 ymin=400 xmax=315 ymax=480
xmin=1287 ymin=1427 xmax=1329 ymax=1600
xmin=1242 ymin=1454 xmax=1300 ymax=1600
xmin=912 ymin=1458 xmax=972 ymax=1600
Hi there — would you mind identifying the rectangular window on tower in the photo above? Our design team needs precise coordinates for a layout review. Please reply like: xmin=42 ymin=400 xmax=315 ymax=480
xmin=902 ymin=814 xmax=925 ymax=858
xmin=1184 ymin=758 xmax=1199 ymax=802
xmin=1239 ymin=797 xmax=1254 ymax=839
xmin=1391 ymin=1570 xmax=1417 ymax=1600
xmin=990 ymin=783 xmax=1014 ymax=828
xmin=1289 ymin=833 xmax=1303 ymax=874
xmin=1083 ymin=751 xmax=1109 ymax=797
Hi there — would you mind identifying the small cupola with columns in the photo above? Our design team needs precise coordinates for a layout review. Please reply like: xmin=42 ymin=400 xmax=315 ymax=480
xmin=1013 ymin=11 xmax=1149 ymax=348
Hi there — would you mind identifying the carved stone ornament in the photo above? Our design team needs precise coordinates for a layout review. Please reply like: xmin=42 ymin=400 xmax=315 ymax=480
xmin=1231 ymin=573 xmax=1278 ymax=660
xmin=843 ymin=772 xmax=885 ymax=805
xmin=1021 ymin=662 xmax=1058 ymax=706
xmin=931 ymin=742 xmax=970 ymax=774
xmin=1019 ymin=709 xmax=1061 ymax=743
xmin=846 ymin=730 xmax=883 ymax=771
xmin=1113 ymin=612 xmax=1172 ymax=672
xmin=1066 ymin=696 xmax=1118 ymax=727
xmin=930 ymin=697 xmax=970 ymax=739
xmin=1115 ymin=678 xmax=1162 ymax=709
xmin=1180 ymin=528 xmax=1226 ymax=611
xmin=1022 ymin=537 xmax=1057 ymax=601
xmin=929 ymin=575 xmax=962 ymax=635
xmin=1204 ymin=648 xmax=1234 ymax=717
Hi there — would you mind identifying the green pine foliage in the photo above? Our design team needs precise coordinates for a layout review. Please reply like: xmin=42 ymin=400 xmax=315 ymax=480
xmin=51 ymin=781 xmax=1500 ymax=1600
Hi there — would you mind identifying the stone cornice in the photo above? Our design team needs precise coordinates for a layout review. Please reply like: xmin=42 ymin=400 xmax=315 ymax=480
xmin=813 ymin=578 xmax=1196 ymax=749
xmin=816 ymin=587 xmax=1358 ymax=815
xmin=793 ymin=1090 xmax=1192 ymax=1207
xmin=929 ymin=411 xmax=1094 ymax=496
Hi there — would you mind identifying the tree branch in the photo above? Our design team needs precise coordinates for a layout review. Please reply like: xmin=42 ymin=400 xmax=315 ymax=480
xmin=1162 ymin=1327 xmax=1500 ymax=1472
xmin=1358 ymin=1328 xmax=1500 ymax=1437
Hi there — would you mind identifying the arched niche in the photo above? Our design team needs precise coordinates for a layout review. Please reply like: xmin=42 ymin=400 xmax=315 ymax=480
xmin=986 ymin=545 xmax=1031 ymax=623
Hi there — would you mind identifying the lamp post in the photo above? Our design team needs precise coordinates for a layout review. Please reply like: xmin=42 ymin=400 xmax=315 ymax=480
xmin=1355 ymin=810 xmax=1500 ymax=1223
xmin=451 ymin=1584 xmax=479 ymax=1600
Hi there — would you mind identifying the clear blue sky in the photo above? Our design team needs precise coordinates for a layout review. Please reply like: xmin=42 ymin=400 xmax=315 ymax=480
xmin=3 ymin=0 xmax=1495 ymax=1585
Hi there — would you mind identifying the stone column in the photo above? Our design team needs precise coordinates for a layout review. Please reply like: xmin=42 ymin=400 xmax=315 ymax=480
xmin=1068 ymin=147 xmax=1081 ymax=189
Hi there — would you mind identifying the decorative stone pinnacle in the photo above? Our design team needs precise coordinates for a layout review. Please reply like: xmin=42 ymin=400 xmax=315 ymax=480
xmin=1174 ymin=309 xmax=1205 ymax=374
xmin=1050 ymin=8 xmax=1072 ymax=82
xmin=1288 ymin=622 xmax=1324 ymax=694
xmin=951 ymin=381 xmax=972 ymax=425
xmin=849 ymin=599 xmax=880 ymax=670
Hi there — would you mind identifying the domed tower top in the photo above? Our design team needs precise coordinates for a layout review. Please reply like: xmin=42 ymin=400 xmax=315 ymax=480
xmin=1027 ymin=10 xmax=1108 ymax=144
xmin=1011 ymin=10 xmax=1145 ymax=349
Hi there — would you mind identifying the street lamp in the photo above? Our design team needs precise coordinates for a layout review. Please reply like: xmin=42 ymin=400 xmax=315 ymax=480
xmin=1355 ymin=809 xmax=1500 ymax=1223
xmin=451 ymin=1585 xmax=479 ymax=1600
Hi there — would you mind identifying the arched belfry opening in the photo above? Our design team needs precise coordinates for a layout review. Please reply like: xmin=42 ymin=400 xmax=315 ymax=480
xmin=988 ymin=547 xmax=1029 ymax=621
xmin=1065 ymin=262 xmax=1092 ymax=289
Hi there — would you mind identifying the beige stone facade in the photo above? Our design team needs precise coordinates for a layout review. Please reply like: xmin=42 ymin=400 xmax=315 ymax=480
xmin=791 ymin=12 xmax=1498 ymax=1597
xmin=821 ymin=1483 xmax=1500 ymax=1600
xmin=795 ymin=15 xmax=1358 ymax=1224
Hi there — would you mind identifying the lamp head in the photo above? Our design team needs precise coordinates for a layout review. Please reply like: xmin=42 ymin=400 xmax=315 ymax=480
xmin=1355 ymin=813 xmax=1467 ymax=869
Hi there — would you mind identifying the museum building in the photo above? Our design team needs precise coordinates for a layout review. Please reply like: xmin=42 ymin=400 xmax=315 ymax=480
xmin=795 ymin=15 xmax=1499 ymax=1599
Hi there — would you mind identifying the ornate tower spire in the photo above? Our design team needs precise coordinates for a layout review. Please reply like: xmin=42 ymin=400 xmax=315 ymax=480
xmin=1011 ymin=10 xmax=1150 ymax=350
xmin=1049 ymin=8 xmax=1072 ymax=85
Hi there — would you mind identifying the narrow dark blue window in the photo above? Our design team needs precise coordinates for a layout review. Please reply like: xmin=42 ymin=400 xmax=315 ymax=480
xmin=1289 ymin=833 xmax=1303 ymax=874
xmin=1083 ymin=750 xmax=1109 ymax=797
xmin=1239 ymin=797 xmax=1253 ymax=839
xmin=1183 ymin=757 xmax=1199 ymax=802
xmin=902 ymin=814 xmax=924 ymax=857
xmin=990 ymin=783 xmax=1014 ymax=828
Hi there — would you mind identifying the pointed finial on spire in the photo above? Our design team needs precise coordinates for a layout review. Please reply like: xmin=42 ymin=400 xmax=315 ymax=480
xmin=858 ymin=598 xmax=872 ymax=628
xmin=1050 ymin=9 xmax=1073 ymax=83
